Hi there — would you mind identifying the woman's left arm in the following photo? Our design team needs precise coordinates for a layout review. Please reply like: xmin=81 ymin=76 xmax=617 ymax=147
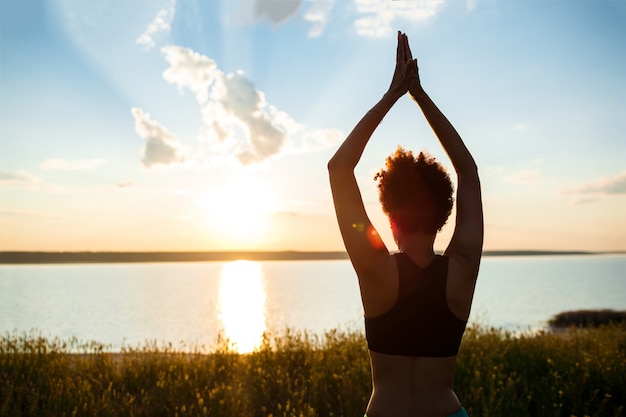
xmin=327 ymin=94 xmax=396 ymax=274
xmin=328 ymin=32 xmax=414 ymax=275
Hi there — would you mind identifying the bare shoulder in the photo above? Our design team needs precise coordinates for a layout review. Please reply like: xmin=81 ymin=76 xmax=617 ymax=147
xmin=446 ymin=250 xmax=481 ymax=281
xmin=359 ymin=253 xmax=399 ymax=318
xmin=444 ymin=251 xmax=482 ymax=320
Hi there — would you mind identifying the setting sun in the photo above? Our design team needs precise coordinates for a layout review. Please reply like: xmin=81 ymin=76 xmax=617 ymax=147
xmin=199 ymin=176 xmax=277 ymax=245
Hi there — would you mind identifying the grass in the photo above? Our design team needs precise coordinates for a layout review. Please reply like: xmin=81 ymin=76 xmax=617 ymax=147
xmin=1 ymin=325 xmax=624 ymax=417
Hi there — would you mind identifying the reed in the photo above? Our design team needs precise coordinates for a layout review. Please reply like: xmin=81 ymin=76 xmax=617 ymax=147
xmin=1 ymin=324 xmax=624 ymax=417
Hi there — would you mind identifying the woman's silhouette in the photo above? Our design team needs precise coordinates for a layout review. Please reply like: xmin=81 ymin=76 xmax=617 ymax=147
xmin=328 ymin=32 xmax=483 ymax=417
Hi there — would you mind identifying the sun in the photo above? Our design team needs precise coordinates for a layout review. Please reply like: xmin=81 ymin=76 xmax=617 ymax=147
xmin=200 ymin=176 xmax=276 ymax=245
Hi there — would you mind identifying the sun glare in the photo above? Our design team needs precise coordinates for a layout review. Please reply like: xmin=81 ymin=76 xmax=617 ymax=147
xmin=217 ymin=260 xmax=267 ymax=353
xmin=201 ymin=177 xmax=276 ymax=245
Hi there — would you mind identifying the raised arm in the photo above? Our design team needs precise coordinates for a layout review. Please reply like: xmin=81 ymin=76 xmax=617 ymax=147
xmin=407 ymin=45 xmax=483 ymax=265
xmin=328 ymin=32 xmax=414 ymax=275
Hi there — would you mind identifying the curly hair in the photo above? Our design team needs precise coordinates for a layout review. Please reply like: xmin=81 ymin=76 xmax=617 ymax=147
xmin=374 ymin=146 xmax=454 ymax=234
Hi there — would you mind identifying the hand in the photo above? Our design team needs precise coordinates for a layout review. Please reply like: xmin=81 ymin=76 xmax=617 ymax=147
xmin=388 ymin=31 xmax=417 ymax=99
xmin=402 ymin=34 xmax=424 ymax=98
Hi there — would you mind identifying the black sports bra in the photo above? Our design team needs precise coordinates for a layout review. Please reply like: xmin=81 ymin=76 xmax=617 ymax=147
xmin=364 ymin=253 xmax=467 ymax=357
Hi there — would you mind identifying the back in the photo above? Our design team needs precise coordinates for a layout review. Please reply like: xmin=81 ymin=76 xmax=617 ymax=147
xmin=365 ymin=254 xmax=467 ymax=357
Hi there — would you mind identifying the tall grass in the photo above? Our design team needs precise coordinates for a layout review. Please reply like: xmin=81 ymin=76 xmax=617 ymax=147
xmin=456 ymin=325 xmax=625 ymax=417
xmin=1 ymin=325 xmax=624 ymax=417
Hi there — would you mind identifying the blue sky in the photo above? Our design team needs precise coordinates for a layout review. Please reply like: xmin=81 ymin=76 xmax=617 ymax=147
xmin=1 ymin=0 xmax=625 ymax=252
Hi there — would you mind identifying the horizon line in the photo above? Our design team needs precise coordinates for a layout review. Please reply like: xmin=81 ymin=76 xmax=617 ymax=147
xmin=0 ymin=250 xmax=624 ymax=264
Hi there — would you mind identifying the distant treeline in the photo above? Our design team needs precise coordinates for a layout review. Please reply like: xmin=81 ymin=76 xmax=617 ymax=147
xmin=549 ymin=309 xmax=626 ymax=328
xmin=0 ymin=251 xmax=348 ymax=264
xmin=0 ymin=250 xmax=619 ymax=264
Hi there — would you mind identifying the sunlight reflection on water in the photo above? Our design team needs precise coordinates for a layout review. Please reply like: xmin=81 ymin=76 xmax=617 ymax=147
xmin=217 ymin=260 xmax=266 ymax=353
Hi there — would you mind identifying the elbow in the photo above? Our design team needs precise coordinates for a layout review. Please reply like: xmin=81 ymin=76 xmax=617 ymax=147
xmin=327 ymin=155 xmax=354 ymax=173
xmin=327 ymin=158 xmax=337 ymax=172
xmin=456 ymin=159 xmax=479 ymax=178
xmin=327 ymin=160 xmax=341 ymax=173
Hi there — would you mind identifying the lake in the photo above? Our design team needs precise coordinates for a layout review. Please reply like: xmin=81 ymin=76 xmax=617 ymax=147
xmin=1 ymin=254 xmax=624 ymax=353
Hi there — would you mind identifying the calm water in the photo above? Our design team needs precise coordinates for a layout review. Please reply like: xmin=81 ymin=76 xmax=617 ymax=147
xmin=1 ymin=255 xmax=624 ymax=352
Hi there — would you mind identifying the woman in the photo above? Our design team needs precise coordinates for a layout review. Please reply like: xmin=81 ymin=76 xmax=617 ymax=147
xmin=328 ymin=32 xmax=483 ymax=417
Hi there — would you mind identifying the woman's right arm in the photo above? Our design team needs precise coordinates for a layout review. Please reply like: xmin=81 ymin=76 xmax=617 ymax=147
xmin=408 ymin=60 xmax=483 ymax=265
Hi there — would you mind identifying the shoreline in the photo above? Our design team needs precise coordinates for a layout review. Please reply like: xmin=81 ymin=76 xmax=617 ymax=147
xmin=0 ymin=250 xmax=623 ymax=264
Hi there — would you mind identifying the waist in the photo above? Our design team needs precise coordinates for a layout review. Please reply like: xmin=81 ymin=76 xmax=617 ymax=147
xmin=366 ymin=352 xmax=460 ymax=417
xmin=369 ymin=351 xmax=457 ymax=389
xmin=367 ymin=387 xmax=461 ymax=417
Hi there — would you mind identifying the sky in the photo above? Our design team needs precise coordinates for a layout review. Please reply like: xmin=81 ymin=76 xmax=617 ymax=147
xmin=0 ymin=0 xmax=625 ymax=253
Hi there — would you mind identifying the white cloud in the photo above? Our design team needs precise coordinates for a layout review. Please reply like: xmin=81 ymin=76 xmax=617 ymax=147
xmin=567 ymin=171 xmax=626 ymax=195
xmin=131 ymin=107 xmax=187 ymax=168
xmin=0 ymin=171 xmax=38 ymax=187
xmin=162 ymin=45 xmax=219 ymax=103
xmin=41 ymin=158 xmax=106 ymax=171
xmin=158 ymin=45 xmax=342 ymax=166
xmin=219 ymin=71 xmax=286 ymax=164
xmin=0 ymin=170 xmax=66 ymax=192
xmin=304 ymin=0 xmax=335 ymax=37
xmin=136 ymin=0 xmax=177 ymax=50
xmin=353 ymin=0 xmax=444 ymax=38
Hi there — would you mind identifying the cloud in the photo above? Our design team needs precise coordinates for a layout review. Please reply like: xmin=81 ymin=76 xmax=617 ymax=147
xmin=41 ymin=158 xmax=106 ymax=171
xmin=158 ymin=45 xmax=342 ymax=166
xmin=255 ymin=0 xmax=303 ymax=25
xmin=567 ymin=171 xmax=626 ymax=195
xmin=136 ymin=0 xmax=177 ymax=50
xmin=214 ymin=71 xmax=286 ymax=164
xmin=231 ymin=0 xmax=334 ymax=38
xmin=304 ymin=0 xmax=335 ymax=37
xmin=162 ymin=45 xmax=219 ymax=103
xmin=232 ymin=0 xmax=442 ymax=38
xmin=116 ymin=182 xmax=135 ymax=189
xmin=0 ymin=170 xmax=66 ymax=192
xmin=353 ymin=0 xmax=444 ymax=37
xmin=234 ymin=0 xmax=303 ymax=26
xmin=0 ymin=171 xmax=38 ymax=187
xmin=131 ymin=107 xmax=187 ymax=168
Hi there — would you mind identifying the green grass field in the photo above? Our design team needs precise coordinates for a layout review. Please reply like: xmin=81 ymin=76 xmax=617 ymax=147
xmin=1 ymin=324 xmax=624 ymax=417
